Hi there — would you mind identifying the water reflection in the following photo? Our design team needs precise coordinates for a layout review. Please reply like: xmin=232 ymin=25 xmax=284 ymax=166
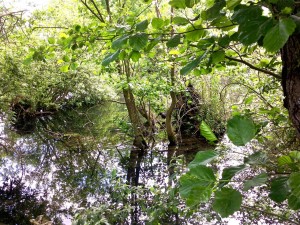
xmin=0 ymin=102 xmax=213 ymax=224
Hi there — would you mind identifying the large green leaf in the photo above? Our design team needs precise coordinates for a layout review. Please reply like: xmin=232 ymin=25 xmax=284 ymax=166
xmin=288 ymin=194 xmax=300 ymax=210
xmin=152 ymin=18 xmax=164 ymax=29
xmin=269 ymin=176 xmax=290 ymax=203
xmin=237 ymin=16 xmax=273 ymax=45
xmin=200 ymin=121 xmax=217 ymax=142
xmin=212 ymin=188 xmax=242 ymax=217
xmin=179 ymin=165 xmax=216 ymax=204
xmin=289 ymin=172 xmax=300 ymax=197
xmin=136 ymin=20 xmax=149 ymax=31
xmin=180 ymin=50 xmax=208 ymax=75
xmin=232 ymin=5 xmax=263 ymax=24
xmin=185 ymin=0 xmax=200 ymax=8
xmin=226 ymin=0 xmax=241 ymax=10
xmin=227 ymin=115 xmax=256 ymax=146
xmin=243 ymin=172 xmax=268 ymax=191
xmin=263 ymin=18 xmax=296 ymax=52
xmin=188 ymin=150 xmax=218 ymax=168
xmin=185 ymin=25 xmax=206 ymax=41
xmin=219 ymin=164 xmax=246 ymax=187
xmin=112 ymin=35 xmax=129 ymax=50
xmin=166 ymin=34 xmax=181 ymax=48
xmin=169 ymin=0 xmax=186 ymax=8
xmin=203 ymin=0 xmax=226 ymax=21
xmin=173 ymin=16 xmax=189 ymax=25
xmin=102 ymin=50 xmax=120 ymax=66
xmin=129 ymin=33 xmax=148 ymax=51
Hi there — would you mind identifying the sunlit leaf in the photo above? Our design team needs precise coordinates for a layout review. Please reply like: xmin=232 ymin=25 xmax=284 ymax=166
xmin=211 ymin=50 xmax=225 ymax=64
xmin=212 ymin=188 xmax=242 ymax=217
xmin=200 ymin=121 xmax=217 ymax=142
xmin=151 ymin=18 xmax=164 ymax=29
xmin=130 ymin=51 xmax=141 ymax=62
xmin=60 ymin=64 xmax=69 ymax=72
xmin=173 ymin=16 xmax=189 ymax=25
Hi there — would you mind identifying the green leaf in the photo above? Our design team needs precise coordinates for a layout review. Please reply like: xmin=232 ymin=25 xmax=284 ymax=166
xmin=167 ymin=34 xmax=181 ymax=48
xmin=48 ymin=37 xmax=55 ymax=44
xmin=169 ymin=0 xmax=186 ymax=8
xmin=211 ymin=50 xmax=225 ymax=64
xmin=62 ymin=55 xmax=70 ymax=62
xmin=244 ymin=151 xmax=268 ymax=165
xmin=179 ymin=165 xmax=216 ymax=205
xmin=203 ymin=0 xmax=226 ymax=21
xmin=288 ymin=194 xmax=300 ymax=210
xmin=269 ymin=176 xmax=290 ymax=203
xmin=212 ymin=188 xmax=242 ymax=217
xmin=237 ymin=16 xmax=273 ymax=45
xmin=180 ymin=50 xmax=208 ymax=75
xmin=185 ymin=25 xmax=206 ymax=41
xmin=152 ymin=18 xmax=164 ymax=29
xmin=185 ymin=0 xmax=199 ymax=8
xmin=102 ymin=50 xmax=120 ymax=66
xmin=289 ymin=172 xmax=300 ymax=198
xmin=219 ymin=164 xmax=246 ymax=187
xmin=263 ymin=18 xmax=296 ymax=52
xmin=129 ymin=33 xmax=148 ymax=51
xmin=130 ymin=51 xmax=141 ymax=62
xmin=243 ymin=173 xmax=268 ymax=191
xmin=227 ymin=115 xmax=256 ymax=146
xmin=278 ymin=155 xmax=292 ymax=166
xmin=70 ymin=62 xmax=78 ymax=70
xmin=112 ymin=35 xmax=129 ymax=50
xmin=226 ymin=0 xmax=241 ymax=10
xmin=60 ymin=64 xmax=69 ymax=72
xmin=136 ymin=20 xmax=149 ymax=31
xmin=173 ymin=16 xmax=189 ymax=25
xmin=145 ymin=37 xmax=160 ymax=52
xmin=188 ymin=150 xmax=218 ymax=168
xmin=232 ymin=5 xmax=263 ymax=24
xmin=200 ymin=121 xmax=218 ymax=142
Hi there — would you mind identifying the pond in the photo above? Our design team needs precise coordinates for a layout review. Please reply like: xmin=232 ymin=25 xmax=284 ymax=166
xmin=0 ymin=102 xmax=216 ymax=225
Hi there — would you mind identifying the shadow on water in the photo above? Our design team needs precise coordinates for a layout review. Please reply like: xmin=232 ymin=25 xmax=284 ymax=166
xmin=0 ymin=102 xmax=214 ymax=224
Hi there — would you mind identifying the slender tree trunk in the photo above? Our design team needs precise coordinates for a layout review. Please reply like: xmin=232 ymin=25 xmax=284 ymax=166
xmin=166 ymin=7 xmax=177 ymax=146
xmin=122 ymin=60 xmax=147 ymax=150
xmin=281 ymin=33 xmax=300 ymax=137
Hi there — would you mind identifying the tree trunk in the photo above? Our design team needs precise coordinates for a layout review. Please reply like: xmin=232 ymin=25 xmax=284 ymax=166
xmin=166 ymin=6 xmax=178 ymax=146
xmin=122 ymin=60 xmax=147 ymax=150
xmin=281 ymin=33 xmax=300 ymax=137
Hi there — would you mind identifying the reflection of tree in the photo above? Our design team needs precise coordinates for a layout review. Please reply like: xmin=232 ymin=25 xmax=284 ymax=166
xmin=0 ymin=178 xmax=48 ymax=225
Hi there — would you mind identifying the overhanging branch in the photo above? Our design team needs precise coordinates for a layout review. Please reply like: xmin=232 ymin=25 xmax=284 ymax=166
xmin=225 ymin=55 xmax=281 ymax=80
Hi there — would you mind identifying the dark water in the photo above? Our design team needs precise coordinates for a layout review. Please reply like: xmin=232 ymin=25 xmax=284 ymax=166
xmin=0 ymin=102 xmax=214 ymax=224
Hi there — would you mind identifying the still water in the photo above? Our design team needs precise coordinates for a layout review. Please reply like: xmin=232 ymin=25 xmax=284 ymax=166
xmin=0 ymin=103 xmax=298 ymax=225
xmin=0 ymin=102 xmax=216 ymax=224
